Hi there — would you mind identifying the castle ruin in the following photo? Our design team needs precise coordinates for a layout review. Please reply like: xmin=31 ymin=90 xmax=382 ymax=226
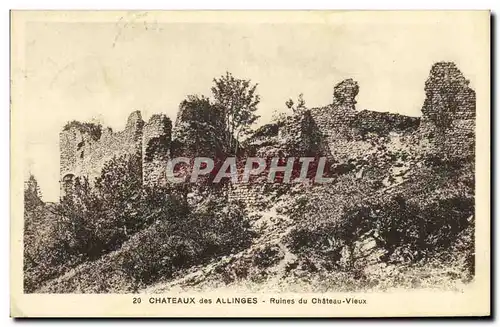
xmin=59 ymin=62 xmax=475 ymax=199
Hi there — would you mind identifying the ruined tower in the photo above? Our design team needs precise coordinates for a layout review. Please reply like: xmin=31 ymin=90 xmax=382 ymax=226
xmin=420 ymin=62 xmax=476 ymax=158
xmin=142 ymin=114 xmax=172 ymax=187
xmin=59 ymin=111 xmax=145 ymax=196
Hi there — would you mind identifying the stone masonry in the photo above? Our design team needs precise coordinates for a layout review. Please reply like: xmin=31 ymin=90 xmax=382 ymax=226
xmin=59 ymin=62 xmax=475 ymax=202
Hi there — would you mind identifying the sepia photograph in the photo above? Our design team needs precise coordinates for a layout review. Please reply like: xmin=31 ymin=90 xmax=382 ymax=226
xmin=10 ymin=10 xmax=490 ymax=317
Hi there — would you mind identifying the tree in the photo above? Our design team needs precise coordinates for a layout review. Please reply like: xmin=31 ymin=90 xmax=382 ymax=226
xmin=24 ymin=174 xmax=43 ymax=210
xmin=94 ymin=153 xmax=145 ymax=238
xmin=55 ymin=154 xmax=145 ymax=258
xmin=297 ymin=93 xmax=306 ymax=110
xmin=285 ymin=93 xmax=306 ymax=114
xmin=211 ymin=72 xmax=260 ymax=153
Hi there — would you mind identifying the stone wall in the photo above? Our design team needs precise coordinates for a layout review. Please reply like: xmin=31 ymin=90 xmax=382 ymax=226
xmin=351 ymin=110 xmax=420 ymax=136
xmin=59 ymin=62 xmax=475 ymax=204
xmin=59 ymin=111 xmax=144 ymax=195
xmin=142 ymin=114 xmax=172 ymax=187
xmin=278 ymin=110 xmax=325 ymax=156
xmin=227 ymin=183 xmax=267 ymax=207
xmin=419 ymin=62 xmax=475 ymax=158
xmin=308 ymin=79 xmax=420 ymax=162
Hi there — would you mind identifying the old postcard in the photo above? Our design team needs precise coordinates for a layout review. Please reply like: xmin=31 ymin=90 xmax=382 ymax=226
xmin=10 ymin=10 xmax=490 ymax=317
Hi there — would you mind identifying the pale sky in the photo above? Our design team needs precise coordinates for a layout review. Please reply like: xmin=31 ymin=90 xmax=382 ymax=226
xmin=15 ymin=11 xmax=488 ymax=202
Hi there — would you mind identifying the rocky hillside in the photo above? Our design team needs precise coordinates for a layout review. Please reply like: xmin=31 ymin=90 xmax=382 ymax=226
xmin=24 ymin=62 xmax=475 ymax=293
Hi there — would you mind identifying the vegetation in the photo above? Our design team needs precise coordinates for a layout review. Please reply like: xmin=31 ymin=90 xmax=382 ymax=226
xmin=63 ymin=121 xmax=103 ymax=141
xmin=211 ymin=72 xmax=261 ymax=154
xmin=285 ymin=151 xmax=475 ymax=285
xmin=24 ymin=174 xmax=43 ymax=210
xmin=23 ymin=154 xmax=254 ymax=293
xmin=174 ymin=95 xmax=227 ymax=158
xmin=285 ymin=93 xmax=306 ymax=114
xmin=25 ymin=66 xmax=475 ymax=293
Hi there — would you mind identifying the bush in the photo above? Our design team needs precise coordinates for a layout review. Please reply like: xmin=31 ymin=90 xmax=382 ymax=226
xmin=119 ymin=196 xmax=254 ymax=287
xmin=23 ymin=203 xmax=82 ymax=292
xmin=253 ymin=245 xmax=283 ymax=269
xmin=26 ymin=152 xmax=255 ymax=292
xmin=40 ymin=195 xmax=255 ymax=292
xmin=56 ymin=153 xmax=155 ymax=259
xmin=24 ymin=174 xmax=43 ymax=211
xmin=287 ymin=193 xmax=474 ymax=271
xmin=63 ymin=121 xmax=102 ymax=141
xmin=25 ymin=154 xmax=193 ymax=291
xmin=119 ymin=225 xmax=198 ymax=286
xmin=23 ymin=174 xmax=84 ymax=292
